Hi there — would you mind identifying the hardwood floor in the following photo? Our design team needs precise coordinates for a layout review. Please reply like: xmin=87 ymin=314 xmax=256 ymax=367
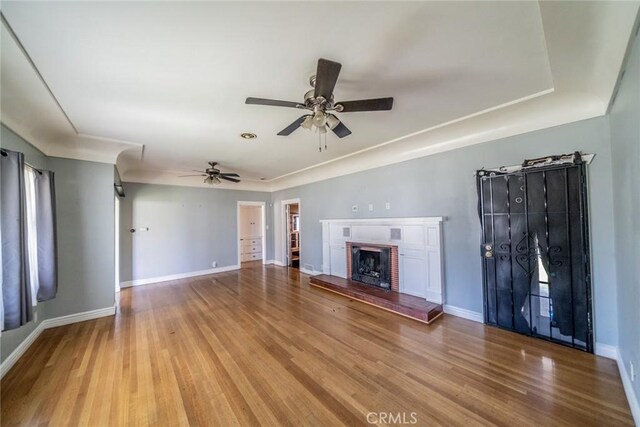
xmin=1 ymin=264 xmax=633 ymax=426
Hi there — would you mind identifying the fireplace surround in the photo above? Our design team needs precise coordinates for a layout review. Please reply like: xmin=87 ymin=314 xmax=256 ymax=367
xmin=320 ymin=217 xmax=444 ymax=303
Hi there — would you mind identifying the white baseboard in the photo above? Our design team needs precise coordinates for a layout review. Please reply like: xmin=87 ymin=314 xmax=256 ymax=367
xmin=272 ymin=260 xmax=287 ymax=267
xmin=0 ymin=323 xmax=45 ymax=379
xmin=1 ymin=305 xmax=116 ymax=379
xmin=616 ymin=350 xmax=640 ymax=426
xmin=299 ymin=267 xmax=322 ymax=276
xmin=595 ymin=342 xmax=618 ymax=360
xmin=120 ymin=264 xmax=240 ymax=288
xmin=45 ymin=305 xmax=116 ymax=329
xmin=443 ymin=304 xmax=484 ymax=323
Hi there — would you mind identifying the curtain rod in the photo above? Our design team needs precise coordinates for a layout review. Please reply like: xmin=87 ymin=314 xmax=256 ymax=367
xmin=1 ymin=148 xmax=43 ymax=175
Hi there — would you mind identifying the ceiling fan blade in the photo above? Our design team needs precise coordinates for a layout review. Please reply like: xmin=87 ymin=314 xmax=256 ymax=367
xmin=246 ymin=97 xmax=302 ymax=108
xmin=314 ymin=58 xmax=342 ymax=100
xmin=192 ymin=170 xmax=207 ymax=173
xmin=277 ymin=115 xmax=309 ymax=136
xmin=179 ymin=174 xmax=207 ymax=177
xmin=219 ymin=175 xmax=240 ymax=183
xmin=220 ymin=173 xmax=240 ymax=178
xmin=331 ymin=120 xmax=352 ymax=138
xmin=337 ymin=97 xmax=394 ymax=112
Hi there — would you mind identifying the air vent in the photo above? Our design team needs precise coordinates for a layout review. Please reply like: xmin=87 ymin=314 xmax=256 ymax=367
xmin=342 ymin=227 xmax=351 ymax=238
xmin=390 ymin=228 xmax=402 ymax=240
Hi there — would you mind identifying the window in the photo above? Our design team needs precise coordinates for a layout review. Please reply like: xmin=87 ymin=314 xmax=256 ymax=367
xmin=24 ymin=166 xmax=39 ymax=305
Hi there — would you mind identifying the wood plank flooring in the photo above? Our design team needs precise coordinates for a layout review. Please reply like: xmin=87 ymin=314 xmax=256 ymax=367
xmin=1 ymin=263 xmax=633 ymax=426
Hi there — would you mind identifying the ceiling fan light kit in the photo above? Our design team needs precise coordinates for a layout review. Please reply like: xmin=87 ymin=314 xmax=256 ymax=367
xmin=246 ymin=58 xmax=393 ymax=151
xmin=179 ymin=161 xmax=241 ymax=185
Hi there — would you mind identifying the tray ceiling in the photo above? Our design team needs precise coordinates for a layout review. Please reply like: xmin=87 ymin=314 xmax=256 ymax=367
xmin=1 ymin=1 xmax=638 ymax=191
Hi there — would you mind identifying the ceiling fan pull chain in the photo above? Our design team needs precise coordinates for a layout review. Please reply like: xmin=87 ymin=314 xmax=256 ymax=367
xmin=324 ymin=131 xmax=328 ymax=151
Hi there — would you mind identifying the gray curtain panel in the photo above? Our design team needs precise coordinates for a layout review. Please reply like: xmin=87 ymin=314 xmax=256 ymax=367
xmin=35 ymin=170 xmax=57 ymax=301
xmin=1 ymin=149 xmax=33 ymax=331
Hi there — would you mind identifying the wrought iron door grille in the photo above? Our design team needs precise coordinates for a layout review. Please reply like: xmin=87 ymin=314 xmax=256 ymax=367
xmin=477 ymin=162 xmax=593 ymax=352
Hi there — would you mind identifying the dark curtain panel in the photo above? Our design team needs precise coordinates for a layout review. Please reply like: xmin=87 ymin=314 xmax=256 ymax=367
xmin=1 ymin=149 xmax=33 ymax=330
xmin=34 ymin=170 xmax=57 ymax=301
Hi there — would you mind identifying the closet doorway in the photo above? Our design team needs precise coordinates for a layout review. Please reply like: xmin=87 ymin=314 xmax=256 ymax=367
xmin=237 ymin=202 xmax=266 ymax=266
xmin=282 ymin=199 xmax=301 ymax=269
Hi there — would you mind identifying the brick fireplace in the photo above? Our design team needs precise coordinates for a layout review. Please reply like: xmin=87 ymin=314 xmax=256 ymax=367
xmin=346 ymin=242 xmax=399 ymax=292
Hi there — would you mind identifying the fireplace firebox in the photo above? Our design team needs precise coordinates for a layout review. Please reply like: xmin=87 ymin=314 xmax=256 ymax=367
xmin=350 ymin=245 xmax=392 ymax=289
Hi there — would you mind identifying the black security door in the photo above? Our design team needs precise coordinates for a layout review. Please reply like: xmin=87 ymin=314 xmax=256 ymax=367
xmin=477 ymin=158 xmax=593 ymax=352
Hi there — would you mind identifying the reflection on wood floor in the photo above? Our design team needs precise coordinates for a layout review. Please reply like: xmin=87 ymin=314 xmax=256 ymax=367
xmin=1 ymin=263 xmax=633 ymax=426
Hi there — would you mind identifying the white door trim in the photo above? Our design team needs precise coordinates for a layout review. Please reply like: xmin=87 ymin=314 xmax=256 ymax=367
xmin=281 ymin=198 xmax=301 ymax=267
xmin=237 ymin=201 xmax=267 ymax=265
xmin=115 ymin=195 xmax=120 ymax=293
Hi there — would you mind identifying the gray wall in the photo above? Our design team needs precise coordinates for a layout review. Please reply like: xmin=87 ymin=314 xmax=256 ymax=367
xmin=0 ymin=125 xmax=48 ymax=362
xmin=0 ymin=125 xmax=116 ymax=362
xmin=610 ymin=30 xmax=640 ymax=412
xmin=43 ymin=158 xmax=115 ymax=319
xmin=119 ymin=183 xmax=271 ymax=282
xmin=271 ymin=116 xmax=619 ymax=346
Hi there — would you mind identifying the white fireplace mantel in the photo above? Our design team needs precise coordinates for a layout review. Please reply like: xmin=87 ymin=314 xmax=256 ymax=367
xmin=320 ymin=217 xmax=445 ymax=304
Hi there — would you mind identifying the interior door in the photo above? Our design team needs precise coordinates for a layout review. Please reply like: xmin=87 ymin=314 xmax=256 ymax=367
xmin=478 ymin=161 xmax=593 ymax=352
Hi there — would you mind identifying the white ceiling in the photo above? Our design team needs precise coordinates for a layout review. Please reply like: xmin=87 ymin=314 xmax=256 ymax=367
xmin=1 ymin=1 xmax=638 ymax=191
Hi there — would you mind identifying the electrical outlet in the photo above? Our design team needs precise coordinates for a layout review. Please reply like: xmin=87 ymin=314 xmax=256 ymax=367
xmin=212 ymin=261 xmax=217 ymax=268
xmin=368 ymin=203 xmax=374 ymax=212
xmin=385 ymin=202 xmax=391 ymax=210
xmin=352 ymin=205 xmax=358 ymax=212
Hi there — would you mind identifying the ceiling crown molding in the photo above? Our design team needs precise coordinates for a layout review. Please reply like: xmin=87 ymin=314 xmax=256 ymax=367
xmin=1 ymin=1 xmax=638 ymax=189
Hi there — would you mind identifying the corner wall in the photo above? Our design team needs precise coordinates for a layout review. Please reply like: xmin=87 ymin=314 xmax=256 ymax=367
xmin=0 ymin=126 xmax=48 ymax=362
xmin=609 ymin=28 xmax=640 ymax=421
xmin=0 ymin=125 xmax=116 ymax=362
xmin=119 ymin=183 xmax=272 ymax=283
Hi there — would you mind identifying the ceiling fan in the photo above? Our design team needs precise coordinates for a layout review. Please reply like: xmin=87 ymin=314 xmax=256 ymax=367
xmin=179 ymin=162 xmax=240 ymax=185
xmin=246 ymin=58 xmax=394 ymax=139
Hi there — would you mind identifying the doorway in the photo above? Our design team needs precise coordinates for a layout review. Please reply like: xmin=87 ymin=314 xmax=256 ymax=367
xmin=282 ymin=200 xmax=300 ymax=269
xmin=114 ymin=195 xmax=120 ymax=293
xmin=477 ymin=159 xmax=593 ymax=352
xmin=237 ymin=202 xmax=266 ymax=267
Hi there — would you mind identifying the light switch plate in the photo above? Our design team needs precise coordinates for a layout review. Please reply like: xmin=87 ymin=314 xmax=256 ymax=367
xmin=385 ymin=202 xmax=391 ymax=210
xmin=368 ymin=203 xmax=374 ymax=211
xmin=352 ymin=205 xmax=358 ymax=212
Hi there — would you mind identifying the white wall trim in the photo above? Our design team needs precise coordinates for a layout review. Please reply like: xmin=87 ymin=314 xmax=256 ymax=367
xmin=595 ymin=342 xmax=618 ymax=360
xmin=45 ymin=305 xmax=117 ymax=329
xmin=281 ymin=198 xmax=301 ymax=266
xmin=443 ymin=304 xmax=484 ymax=323
xmin=617 ymin=350 xmax=640 ymax=426
xmin=0 ymin=305 xmax=116 ymax=379
xmin=120 ymin=264 xmax=240 ymax=288
xmin=319 ymin=217 xmax=444 ymax=225
xmin=299 ymin=267 xmax=322 ymax=276
xmin=0 ymin=323 xmax=45 ymax=379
